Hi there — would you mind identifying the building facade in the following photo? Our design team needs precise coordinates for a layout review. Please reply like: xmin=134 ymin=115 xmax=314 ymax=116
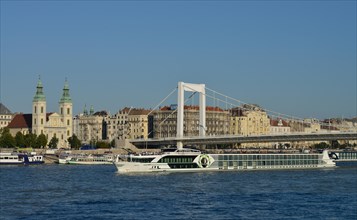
xmin=7 ymin=78 xmax=73 ymax=148
xmin=127 ymin=109 xmax=151 ymax=139
xmin=107 ymin=107 xmax=131 ymax=141
xmin=153 ymin=105 xmax=230 ymax=138
xmin=0 ymin=103 xmax=13 ymax=129
xmin=32 ymin=78 xmax=73 ymax=148
xmin=270 ymin=119 xmax=291 ymax=134
xmin=75 ymin=107 xmax=109 ymax=144
xmin=303 ymin=118 xmax=321 ymax=133
xmin=107 ymin=107 xmax=151 ymax=141
xmin=229 ymin=107 xmax=270 ymax=136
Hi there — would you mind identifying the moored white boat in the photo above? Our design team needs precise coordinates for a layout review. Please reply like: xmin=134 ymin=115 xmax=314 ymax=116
xmin=58 ymin=152 xmax=73 ymax=164
xmin=0 ymin=152 xmax=44 ymax=165
xmin=66 ymin=154 xmax=114 ymax=165
xmin=114 ymin=148 xmax=336 ymax=173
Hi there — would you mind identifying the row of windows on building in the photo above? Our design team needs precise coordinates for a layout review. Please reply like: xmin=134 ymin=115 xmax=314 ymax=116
xmin=0 ymin=121 xmax=10 ymax=125
xmin=33 ymin=130 xmax=70 ymax=138
xmin=33 ymin=107 xmax=71 ymax=115
xmin=0 ymin=115 xmax=12 ymax=119
xmin=33 ymin=119 xmax=71 ymax=126
xmin=60 ymin=108 xmax=71 ymax=115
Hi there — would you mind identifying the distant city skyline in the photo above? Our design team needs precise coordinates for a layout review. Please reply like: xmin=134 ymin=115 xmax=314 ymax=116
xmin=1 ymin=1 xmax=356 ymax=119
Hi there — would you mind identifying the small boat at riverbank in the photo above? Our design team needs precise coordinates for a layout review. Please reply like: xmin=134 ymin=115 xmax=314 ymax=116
xmin=0 ymin=152 xmax=44 ymax=165
xmin=62 ymin=154 xmax=114 ymax=165
xmin=114 ymin=148 xmax=336 ymax=173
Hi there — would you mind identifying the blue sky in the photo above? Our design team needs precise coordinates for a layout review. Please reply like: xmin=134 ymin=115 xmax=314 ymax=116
xmin=1 ymin=1 xmax=356 ymax=119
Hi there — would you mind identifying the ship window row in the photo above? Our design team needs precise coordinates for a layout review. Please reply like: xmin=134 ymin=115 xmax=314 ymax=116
xmin=169 ymin=164 xmax=199 ymax=169
xmin=131 ymin=158 xmax=155 ymax=163
xmin=0 ymin=156 xmax=20 ymax=160
xmin=338 ymin=152 xmax=357 ymax=159
xmin=218 ymin=154 xmax=318 ymax=161
xmin=74 ymin=158 xmax=108 ymax=162
xmin=158 ymin=156 xmax=196 ymax=164
xmin=218 ymin=160 xmax=319 ymax=167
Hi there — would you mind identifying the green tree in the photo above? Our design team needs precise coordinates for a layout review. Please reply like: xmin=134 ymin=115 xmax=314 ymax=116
xmin=24 ymin=133 xmax=37 ymax=148
xmin=48 ymin=136 xmax=59 ymax=149
xmin=0 ymin=128 xmax=6 ymax=147
xmin=0 ymin=127 xmax=10 ymax=136
xmin=0 ymin=128 xmax=15 ymax=148
xmin=15 ymin=132 xmax=25 ymax=147
xmin=110 ymin=139 xmax=116 ymax=148
xmin=331 ymin=140 xmax=340 ymax=148
xmin=68 ymin=134 xmax=81 ymax=149
xmin=312 ymin=142 xmax=330 ymax=150
xmin=96 ymin=141 xmax=110 ymax=149
xmin=36 ymin=134 xmax=48 ymax=148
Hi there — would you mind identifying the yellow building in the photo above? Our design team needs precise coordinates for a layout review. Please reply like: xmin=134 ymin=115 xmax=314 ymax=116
xmin=107 ymin=107 xmax=131 ymax=141
xmin=230 ymin=107 xmax=270 ymax=136
xmin=106 ymin=107 xmax=151 ymax=141
xmin=128 ymin=109 xmax=151 ymax=139
xmin=303 ymin=118 xmax=321 ymax=133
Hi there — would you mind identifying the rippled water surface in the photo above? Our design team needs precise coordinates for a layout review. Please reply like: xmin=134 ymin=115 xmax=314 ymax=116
xmin=1 ymin=164 xmax=356 ymax=219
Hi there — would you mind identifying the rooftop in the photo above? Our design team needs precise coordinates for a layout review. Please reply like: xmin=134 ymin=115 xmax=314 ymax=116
xmin=7 ymin=114 xmax=32 ymax=129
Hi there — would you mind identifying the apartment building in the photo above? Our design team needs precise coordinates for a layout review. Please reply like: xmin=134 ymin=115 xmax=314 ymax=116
xmin=153 ymin=105 xmax=230 ymax=138
xmin=230 ymin=106 xmax=270 ymax=136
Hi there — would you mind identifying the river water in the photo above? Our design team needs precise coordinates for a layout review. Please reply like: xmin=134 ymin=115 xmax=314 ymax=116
xmin=1 ymin=164 xmax=356 ymax=219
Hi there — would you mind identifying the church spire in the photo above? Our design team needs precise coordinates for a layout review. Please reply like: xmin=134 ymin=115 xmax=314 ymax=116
xmin=59 ymin=78 xmax=72 ymax=104
xmin=90 ymin=105 xmax=94 ymax=115
xmin=33 ymin=75 xmax=46 ymax=102
xmin=83 ymin=104 xmax=88 ymax=116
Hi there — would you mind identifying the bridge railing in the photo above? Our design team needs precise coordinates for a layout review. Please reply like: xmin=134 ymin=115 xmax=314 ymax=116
xmin=130 ymin=131 xmax=357 ymax=142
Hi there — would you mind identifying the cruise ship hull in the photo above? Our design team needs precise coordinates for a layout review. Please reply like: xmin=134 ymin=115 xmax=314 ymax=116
xmin=114 ymin=149 xmax=336 ymax=173
xmin=114 ymin=162 xmax=335 ymax=173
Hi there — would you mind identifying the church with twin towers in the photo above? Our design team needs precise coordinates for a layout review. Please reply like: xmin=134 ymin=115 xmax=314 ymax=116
xmin=32 ymin=77 xmax=73 ymax=148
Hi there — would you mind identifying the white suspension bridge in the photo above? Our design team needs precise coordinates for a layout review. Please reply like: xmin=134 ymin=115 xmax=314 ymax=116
xmin=129 ymin=82 xmax=357 ymax=148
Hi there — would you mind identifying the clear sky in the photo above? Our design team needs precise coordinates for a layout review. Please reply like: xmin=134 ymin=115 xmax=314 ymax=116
xmin=1 ymin=1 xmax=356 ymax=119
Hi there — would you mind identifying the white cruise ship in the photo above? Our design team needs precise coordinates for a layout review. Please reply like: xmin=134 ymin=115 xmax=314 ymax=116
xmin=114 ymin=148 xmax=336 ymax=173
xmin=112 ymin=82 xmax=342 ymax=173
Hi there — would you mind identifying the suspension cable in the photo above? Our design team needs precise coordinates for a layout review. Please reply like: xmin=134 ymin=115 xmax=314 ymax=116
xmin=206 ymin=87 xmax=303 ymax=121
xmin=146 ymin=87 xmax=177 ymax=116
xmin=147 ymin=92 xmax=197 ymax=137
xmin=209 ymin=87 xmax=354 ymax=129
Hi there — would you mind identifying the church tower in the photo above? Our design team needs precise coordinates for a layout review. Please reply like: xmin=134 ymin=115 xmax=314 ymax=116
xmin=59 ymin=79 xmax=73 ymax=140
xmin=32 ymin=77 xmax=46 ymax=135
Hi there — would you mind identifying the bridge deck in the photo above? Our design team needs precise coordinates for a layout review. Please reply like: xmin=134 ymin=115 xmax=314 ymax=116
xmin=130 ymin=132 xmax=357 ymax=148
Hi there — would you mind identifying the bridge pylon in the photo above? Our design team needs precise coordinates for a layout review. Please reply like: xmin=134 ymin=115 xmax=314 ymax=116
xmin=177 ymin=82 xmax=206 ymax=149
